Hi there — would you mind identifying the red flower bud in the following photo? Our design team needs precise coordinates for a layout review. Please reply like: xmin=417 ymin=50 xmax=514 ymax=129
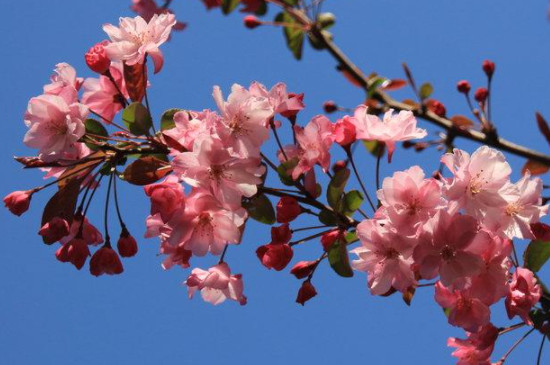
xmin=85 ymin=40 xmax=111 ymax=74
xmin=271 ymin=224 xmax=292 ymax=244
xmin=256 ymin=243 xmax=293 ymax=271
xmin=90 ymin=246 xmax=124 ymax=276
xmin=332 ymin=160 xmax=347 ymax=173
xmin=426 ymin=99 xmax=446 ymax=118
xmin=290 ymin=261 xmax=317 ymax=279
xmin=323 ymin=100 xmax=338 ymax=113
xmin=243 ymin=15 xmax=262 ymax=29
xmin=4 ymin=190 xmax=33 ymax=216
xmin=117 ymin=228 xmax=138 ymax=257
xmin=456 ymin=80 xmax=471 ymax=94
xmin=482 ymin=60 xmax=495 ymax=77
xmin=296 ymin=281 xmax=317 ymax=305
xmin=39 ymin=217 xmax=70 ymax=244
xmin=321 ymin=230 xmax=343 ymax=251
xmin=276 ymin=196 xmax=302 ymax=223
xmin=333 ymin=116 xmax=357 ymax=147
xmin=474 ymin=87 xmax=489 ymax=103
xmin=56 ymin=238 xmax=90 ymax=270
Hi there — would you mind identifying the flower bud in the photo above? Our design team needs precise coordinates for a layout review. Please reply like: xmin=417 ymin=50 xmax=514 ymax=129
xmin=271 ymin=224 xmax=292 ymax=244
xmin=482 ymin=60 xmax=495 ymax=77
xmin=456 ymin=80 xmax=471 ymax=94
xmin=117 ymin=228 xmax=138 ymax=257
xmin=84 ymin=40 xmax=111 ymax=74
xmin=39 ymin=217 xmax=70 ymax=244
xmin=290 ymin=261 xmax=317 ymax=279
xmin=332 ymin=160 xmax=347 ymax=173
xmin=243 ymin=15 xmax=261 ymax=29
xmin=323 ymin=100 xmax=338 ymax=113
xmin=4 ymin=190 xmax=34 ymax=216
xmin=56 ymin=238 xmax=90 ymax=270
xmin=90 ymin=246 xmax=124 ymax=276
xmin=333 ymin=116 xmax=357 ymax=147
xmin=474 ymin=87 xmax=489 ymax=103
xmin=320 ymin=230 xmax=342 ymax=251
xmin=426 ymin=99 xmax=446 ymax=118
xmin=296 ymin=281 xmax=317 ymax=305
xmin=276 ymin=196 xmax=302 ymax=223
xmin=256 ymin=243 xmax=293 ymax=271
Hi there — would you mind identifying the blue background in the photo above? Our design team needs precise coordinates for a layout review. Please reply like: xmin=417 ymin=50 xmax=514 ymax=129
xmin=1 ymin=0 xmax=550 ymax=364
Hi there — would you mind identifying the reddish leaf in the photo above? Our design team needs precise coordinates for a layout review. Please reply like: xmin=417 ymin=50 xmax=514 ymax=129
xmin=336 ymin=65 xmax=363 ymax=88
xmin=41 ymin=178 xmax=82 ymax=244
xmin=402 ymin=286 xmax=416 ymax=306
xmin=450 ymin=115 xmax=475 ymax=129
xmin=402 ymin=99 xmax=420 ymax=109
xmin=402 ymin=63 xmax=417 ymax=91
xmin=381 ymin=79 xmax=407 ymax=91
xmin=14 ymin=156 xmax=61 ymax=168
xmin=123 ymin=62 xmax=147 ymax=103
xmin=123 ymin=156 xmax=172 ymax=185
xmin=536 ymin=112 xmax=550 ymax=147
xmin=522 ymin=160 xmax=550 ymax=176
xmin=162 ymin=133 xmax=187 ymax=153
xmin=57 ymin=151 xmax=106 ymax=189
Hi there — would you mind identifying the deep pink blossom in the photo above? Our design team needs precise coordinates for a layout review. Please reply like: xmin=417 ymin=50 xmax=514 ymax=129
xmin=144 ymin=175 xmax=185 ymax=222
xmin=505 ymin=267 xmax=542 ymax=325
xmin=413 ymin=211 xmax=483 ymax=287
xmin=352 ymin=220 xmax=416 ymax=295
xmin=447 ymin=324 xmax=498 ymax=365
xmin=435 ymin=282 xmax=491 ymax=332
xmin=39 ymin=217 xmax=70 ymax=244
xmin=103 ymin=14 xmax=176 ymax=73
xmin=163 ymin=109 xmax=219 ymax=151
xmin=332 ymin=116 xmax=357 ymax=147
xmin=89 ymin=246 xmax=124 ymax=276
xmin=249 ymin=82 xmax=305 ymax=120
xmin=352 ymin=105 xmax=426 ymax=162
xmin=185 ymin=263 xmax=247 ymax=305
xmin=4 ymin=190 xmax=34 ymax=216
xmin=172 ymin=137 xmax=265 ymax=208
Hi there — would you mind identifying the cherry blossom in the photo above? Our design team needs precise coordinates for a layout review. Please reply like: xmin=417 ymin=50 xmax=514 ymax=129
xmin=103 ymin=14 xmax=177 ymax=73
xmin=505 ymin=267 xmax=542 ymax=325
xmin=43 ymin=63 xmax=82 ymax=102
xmin=185 ymin=263 xmax=247 ymax=305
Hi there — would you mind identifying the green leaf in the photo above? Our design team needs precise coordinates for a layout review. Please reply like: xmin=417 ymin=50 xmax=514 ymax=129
xmin=84 ymin=118 xmax=109 ymax=150
xmin=277 ymin=158 xmax=299 ymax=186
xmin=327 ymin=168 xmax=350 ymax=210
xmin=222 ymin=0 xmax=240 ymax=14
xmin=160 ymin=108 xmax=182 ymax=131
xmin=275 ymin=12 xmax=304 ymax=60
xmin=524 ymin=240 xmax=550 ymax=272
xmin=419 ymin=82 xmax=433 ymax=100
xmin=363 ymin=140 xmax=384 ymax=157
xmin=343 ymin=190 xmax=364 ymax=215
xmin=345 ymin=230 xmax=358 ymax=244
xmin=318 ymin=209 xmax=338 ymax=226
xmin=242 ymin=194 xmax=276 ymax=225
xmin=122 ymin=102 xmax=152 ymax=136
xmin=328 ymin=238 xmax=354 ymax=277
xmin=367 ymin=77 xmax=387 ymax=98
xmin=282 ymin=0 xmax=299 ymax=5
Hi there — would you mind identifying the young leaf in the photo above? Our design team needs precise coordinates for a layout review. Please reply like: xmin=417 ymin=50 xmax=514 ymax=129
xmin=328 ymin=238 xmax=354 ymax=277
xmin=450 ymin=115 xmax=475 ymax=129
xmin=327 ymin=168 xmax=350 ymax=210
xmin=523 ymin=240 xmax=550 ymax=272
xmin=275 ymin=12 xmax=304 ymax=60
xmin=123 ymin=62 xmax=146 ymax=103
xmin=522 ymin=160 xmax=550 ymax=176
xmin=160 ymin=108 xmax=182 ymax=131
xmin=122 ymin=156 xmax=171 ymax=185
xmin=242 ymin=194 xmax=276 ymax=225
xmin=122 ymin=102 xmax=153 ymax=136
xmin=536 ymin=112 xmax=550 ymax=147
xmin=343 ymin=190 xmax=364 ymax=215
xmin=419 ymin=83 xmax=433 ymax=100
xmin=318 ymin=209 xmax=338 ymax=226
xmin=381 ymin=79 xmax=407 ymax=91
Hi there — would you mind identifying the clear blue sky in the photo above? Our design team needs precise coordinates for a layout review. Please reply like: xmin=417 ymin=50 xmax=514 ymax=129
xmin=1 ymin=1 xmax=550 ymax=364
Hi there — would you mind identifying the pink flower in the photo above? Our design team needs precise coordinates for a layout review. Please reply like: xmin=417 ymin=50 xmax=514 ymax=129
xmin=413 ymin=211 xmax=483 ymax=286
xmin=377 ymin=165 xmax=442 ymax=233
xmin=81 ymin=63 xmax=129 ymax=122
xmin=39 ymin=217 xmax=70 ymax=244
xmin=447 ymin=324 xmax=498 ymax=365
xmin=43 ymin=63 xmax=82 ymax=102
xmin=131 ymin=0 xmax=186 ymax=30
xmin=505 ymin=267 xmax=542 ymax=325
xmin=24 ymin=94 xmax=88 ymax=162
xmin=249 ymin=82 xmax=305 ymax=120
xmin=212 ymin=84 xmax=273 ymax=158
xmin=281 ymin=115 xmax=334 ymax=179
xmin=352 ymin=105 xmax=426 ymax=162
xmin=144 ymin=175 xmax=185 ymax=222
xmin=484 ymin=173 xmax=548 ymax=239
xmin=441 ymin=146 xmax=511 ymax=217
xmin=435 ymin=282 xmax=491 ymax=332
xmin=55 ymin=238 xmax=90 ymax=270
xmin=89 ymin=246 xmax=124 ymax=276
xmin=103 ymin=14 xmax=177 ymax=73
xmin=163 ymin=109 xmax=219 ymax=151
xmin=159 ymin=241 xmax=192 ymax=270
xmin=164 ymin=189 xmax=246 ymax=256
xmin=185 ymin=263 xmax=247 ymax=305
xmin=352 ymin=220 xmax=416 ymax=295
xmin=172 ymin=137 xmax=265 ymax=209
xmin=4 ymin=190 xmax=34 ymax=216
xmin=332 ymin=116 xmax=357 ymax=147
xmin=60 ymin=215 xmax=104 ymax=246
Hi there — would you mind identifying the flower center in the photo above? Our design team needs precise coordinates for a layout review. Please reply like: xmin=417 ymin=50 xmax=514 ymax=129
xmin=506 ymin=203 xmax=523 ymax=216
xmin=440 ymin=245 xmax=456 ymax=261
